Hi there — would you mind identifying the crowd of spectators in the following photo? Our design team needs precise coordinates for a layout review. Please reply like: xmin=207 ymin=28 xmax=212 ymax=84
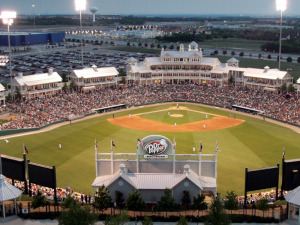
xmin=0 ymin=84 xmax=299 ymax=130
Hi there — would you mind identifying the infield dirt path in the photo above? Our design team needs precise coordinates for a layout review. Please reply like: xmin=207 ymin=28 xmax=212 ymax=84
xmin=108 ymin=107 xmax=244 ymax=132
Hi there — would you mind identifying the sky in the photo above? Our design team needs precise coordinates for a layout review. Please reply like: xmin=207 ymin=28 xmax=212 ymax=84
xmin=0 ymin=0 xmax=299 ymax=17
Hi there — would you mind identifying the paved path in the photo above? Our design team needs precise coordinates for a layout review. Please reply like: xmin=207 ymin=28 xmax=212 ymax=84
xmin=1 ymin=216 xmax=299 ymax=225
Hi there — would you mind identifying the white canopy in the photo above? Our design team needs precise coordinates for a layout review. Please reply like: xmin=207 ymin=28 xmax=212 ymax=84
xmin=285 ymin=186 xmax=300 ymax=206
xmin=0 ymin=174 xmax=22 ymax=202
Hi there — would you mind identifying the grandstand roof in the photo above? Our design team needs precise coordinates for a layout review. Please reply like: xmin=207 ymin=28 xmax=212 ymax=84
xmin=161 ymin=51 xmax=202 ymax=59
xmin=71 ymin=67 xmax=119 ymax=79
xmin=243 ymin=68 xmax=288 ymax=80
xmin=11 ymin=72 xmax=62 ymax=86
xmin=92 ymin=170 xmax=216 ymax=190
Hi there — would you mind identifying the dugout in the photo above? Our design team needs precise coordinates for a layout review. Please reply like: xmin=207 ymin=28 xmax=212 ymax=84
xmin=232 ymin=105 xmax=263 ymax=115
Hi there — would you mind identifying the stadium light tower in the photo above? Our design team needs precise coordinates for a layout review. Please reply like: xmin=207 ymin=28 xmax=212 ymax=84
xmin=75 ymin=0 xmax=86 ymax=68
xmin=0 ymin=11 xmax=17 ymax=98
xmin=32 ymin=5 xmax=36 ymax=31
xmin=276 ymin=0 xmax=287 ymax=70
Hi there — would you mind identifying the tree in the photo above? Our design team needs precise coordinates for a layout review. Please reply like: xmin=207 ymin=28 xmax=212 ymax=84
xmin=228 ymin=75 xmax=234 ymax=84
xmin=181 ymin=190 xmax=191 ymax=209
xmin=58 ymin=202 xmax=96 ymax=225
xmin=224 ymin=191 xmax=239 ymax=215
xmin=267 ymin=54 xmax=272 ymax=60
xmin=193 ymin=194 xmax=207 ymax=216
xmin=204 ymin=195 xmax=230 ymax=225
xmin=31 ymin=190 xmax=47 ymax=209
xmin=62 ymin=83 xmax=69 ymax=92
xmin=214 ymin=50 xmax=218 ymax=55
xmin=287 ymin=83 xmax=295 ymax=92
xmin=223 ymin=50 xmax=227 ymax=56
xmin=93 ymin=185 xmax=112 ymax=214
xmin=144 ymin=43 xmax=148 ymax=48
xmin=119 ymin=68 xmax=126 ymax=77
xmin=249 ymin=53 xmax=252 ymax=58
xmin=297 ymin=57 xmax=300 ymax=63
xmin=258 ymin=53 xmax=262 ymax=59
xmin=69 ymin=79 xmax=77 ymax=91
xmin=142 ymin=216 xmax=153 ymax=225
xmin=127 ymin=42 xmax=130 ymax=47
xmin=15 ymin=86 xmax=22 ymax=100
xmin=239 ymin=52 xmax=244 ymax=57
xmin=281 ymin=82 xmax=287 ymax=92
xmin=157 ymin=188 xmax=177 ymax=217
xmin=126 ymin=189 xmax=145 ymax=217
xmin=177 ymin=216 xmax=189 ymax=225
xmin=231 ymin=51 xmax=235 ymax=56
xmin=115 ymin=191 xmax=124 ymax=209
xmin=105 ymin=211 xmax=130 ymax=225
xmin=62 ymin=194 xmax=77 ymax=209
xmin=256 ymin=198 xmax=269 ymax=218
xmin=150 ymin=43 xmax=154 ymax=48
xmin=157 ymin=44 xmax=161 ymax=49
xmin=138 ymin=43 xmax=142 ymax=47
xmin=6 ymin=92 xmax=12 ymax=102
xmin=169 ymin=45 xmax=174 ymax=50
xmin=286 ymin=56 xmax=292 ymax=62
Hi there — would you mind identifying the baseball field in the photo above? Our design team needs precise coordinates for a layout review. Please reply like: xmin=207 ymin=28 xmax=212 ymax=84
xmin=2 ymin=102 xmax=300 ymax=196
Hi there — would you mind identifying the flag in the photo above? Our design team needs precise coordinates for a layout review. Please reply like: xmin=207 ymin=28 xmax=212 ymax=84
xmin=95 ymin=139 xmax=98 ymax=151
xmin=137 ymin=138 xmax=143 ymax=147
xmin=282 ymin=149 xmax=285 ymax=159
xmin=24 ymin=145 xmax=29 ymax=155
xmin=200 ymin=141 xmax=203 ymax=152
xmin=112 ymin=140 xmax=117 ymax=149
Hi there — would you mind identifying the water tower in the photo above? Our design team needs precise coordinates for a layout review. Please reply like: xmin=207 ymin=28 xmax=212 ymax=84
xmin=90 ymin=7 xmax=98 ymax=22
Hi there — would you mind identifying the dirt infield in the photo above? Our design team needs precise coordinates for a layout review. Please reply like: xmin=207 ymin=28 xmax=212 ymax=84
xmin=108 ymin=115 xmax=244 ymax=132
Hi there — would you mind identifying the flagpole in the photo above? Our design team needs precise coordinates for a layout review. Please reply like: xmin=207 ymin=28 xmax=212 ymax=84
xmin=0 ymin=140 xmax=2 ymax=175
xmin=95 ymin=139 xmax=98 ymax=177
xmin=173 ymin=137 xmax=175 ymax=174
xmin=199 ymin=140 xmax=202 ymax=176
xmin=111 ymin=140 xmax=114 ymax=175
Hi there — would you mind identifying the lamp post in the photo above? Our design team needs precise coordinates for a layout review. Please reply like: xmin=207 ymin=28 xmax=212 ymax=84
xmin=32 ymin=5 xmax=36 ymax=31
xmin=75 ymin=0 xmax=86 ymax=68
xmin=0 ymin=11 xmax=17 ymax=98
xmin=276 ymin=0 xmax=287 ymax=70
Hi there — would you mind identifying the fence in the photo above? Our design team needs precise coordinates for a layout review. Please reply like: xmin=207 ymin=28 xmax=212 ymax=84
xmin=13 ymin=201 xmax=287 ymax=222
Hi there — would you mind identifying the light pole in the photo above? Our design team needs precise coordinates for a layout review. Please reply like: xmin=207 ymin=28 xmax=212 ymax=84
xmin=75 ymin=0 xmax=86 ymax=68
xmin=276 ymin=0 xmax=287 ymax=70
xmin=32 ymin=5 xmax=36 ymax=31
xmin=0 ymin=11 xmax=17 ymax=98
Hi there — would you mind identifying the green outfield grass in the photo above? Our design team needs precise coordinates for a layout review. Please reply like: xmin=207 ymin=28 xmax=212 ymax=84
xmin=138 ymin=109 xmax=214 ymax=125
xmin=2 ymin=103 xmax=299 ymax=197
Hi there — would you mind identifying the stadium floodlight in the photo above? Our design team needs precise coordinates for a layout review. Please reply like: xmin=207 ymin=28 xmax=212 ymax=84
xmin=1 ymin=11 xmax=17 ymax=98
xmin=32 ymin=5 xmax=36 ymax=30
xmin=0 ymin=11 xmax=16 ymax=25
xmin=75 ymin=0 xmax=86 ymax=67
xmin=276 ymin=0 xmax=287 ymax=70
xmin=276 ymin=0 xmax=287 ymax=11
xmin=75 ymin=0 xmax=86 ymax=11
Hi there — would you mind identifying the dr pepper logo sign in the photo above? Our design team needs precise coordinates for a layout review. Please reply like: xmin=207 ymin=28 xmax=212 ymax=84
xmin=144 ymin=139 xmax=168 ymax=155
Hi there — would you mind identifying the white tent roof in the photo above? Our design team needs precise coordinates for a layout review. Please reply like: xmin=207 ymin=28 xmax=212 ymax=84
xmin=12 ymin=72 xmax=62 ymax=86
xmin=72 ymin=67 xmax=119 ymax=79
xmin=0 ymin=174 xmax=22 ymax=202
xmin=285 ymin=186 xmax=300 ymax=206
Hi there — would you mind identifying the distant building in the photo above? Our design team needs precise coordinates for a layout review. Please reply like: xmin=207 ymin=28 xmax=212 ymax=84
xmin=69 ymin=66 xmax=119 ymax=92
xmin=0 ymin=32 xmax=65 ymax=46
xmin=92 ymin=135 xmax=217 ymax=203
xmin=10 ymin=68 xmax=63 ymax=99
xmin=126 ymin=41 xmax=293 ymax=91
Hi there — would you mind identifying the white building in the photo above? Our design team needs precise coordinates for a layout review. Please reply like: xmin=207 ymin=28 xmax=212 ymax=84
xmin=0 ymin=84 xmax=5 ymax=105
xmin=69 ymin=66 xmax=119 ymax=92
xmin=285 ymin=186 xmax=300 ymax=224
xmin=10 ymin=68 xmax=63 ymax=99
xmin=126 ymin=41 xmax=293 ymax=91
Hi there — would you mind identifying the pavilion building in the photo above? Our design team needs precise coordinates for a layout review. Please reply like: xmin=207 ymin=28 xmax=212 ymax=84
xmin=126 ymin=41 xmax=293 ymax=91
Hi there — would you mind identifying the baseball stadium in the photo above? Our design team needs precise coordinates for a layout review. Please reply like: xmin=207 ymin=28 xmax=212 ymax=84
xmin=1 ymin=100 xmax=299 ymax=197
